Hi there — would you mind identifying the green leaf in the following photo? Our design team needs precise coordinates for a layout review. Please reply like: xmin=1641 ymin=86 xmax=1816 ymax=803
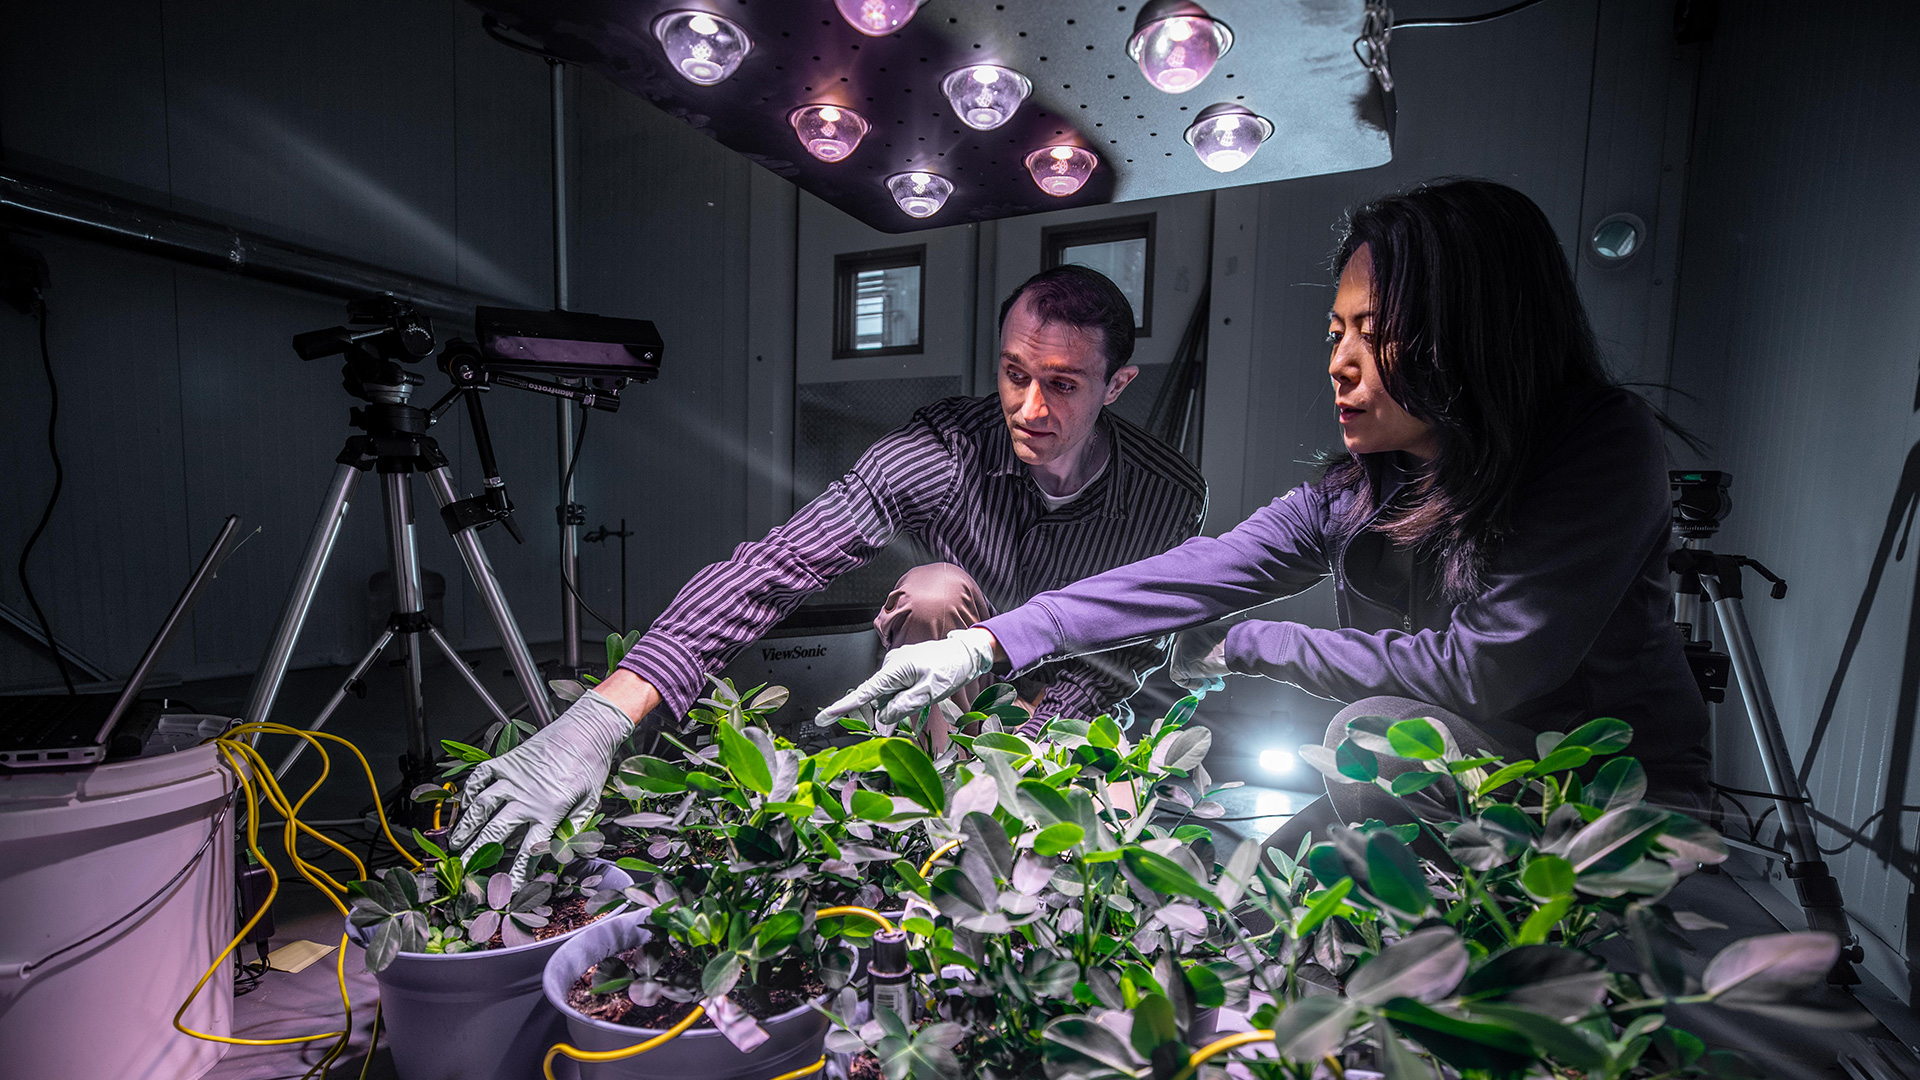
xmin=1293 ymin=878 xmax=1354 ymax=939
xmin=701 ymin=951 xmax=744 ymax=998
xmin=1702 ymin=932 xmax=1839 ymax=1002
xmin=751 ymin=910 xmax=802 ymax=961
xmin=1365 ymin=831 xmax=1432 ymax=916
xmin=1336 ymin=740 xmax=1380 ymax=782
xmin=1163 ymin=695 xmax=1199 ymax=731
xmin=1517 ymin=897 xmax=1572 ymax=945
xmin=1530 ymin=744 xmax=1594 ymax=777
xmin=1380 ymin=998 xmax=1534 ymax=1074
xmin=880 ymin=739 xmax=945 ymax=814
xmin=1015 ymin=778 xmax=1075 ymax=825
xmin=464 ymin=842 xmax=504 ymax=875
xmin=960 ymin=811 xmax=1015 ymax=877
xmin=1129 ymin=993 xmax=1180 ymax=1061
xmin=1042 ymin=1016 xmax=1144 ymax=1077
xmin=971 ymin=682 xmax=1020 ymax=714
xmin=819 ymin=740 xmax=884 ymax=779
xmin=1346 ymin=926 xmax=1469 ymax=1005
xmin=439 ymin=739 xmax=491 ymax=764
xmin=1122 ymin=847 xmax=1222 ymax=908
xmin=971 ymin=731 xmax=1033 ymax=757
xmin=713 ymin=723 xmax=773 ymax=794
xmin=1033 ymin=822 xmax=1086 ymax=857
xmin=1584 ymin=756 xmax=1647 ymax=810
xmin=1477 ymin=760 xmax=1536 ymax=795
xmin=617 ymin=755 xmax=689 ymax=795
xmin=1564 ymin=806 xmax=1667 ymax=871
xmin=1458 ymin=1003 xmax=1609 ymax=1070
xmin=1458 ymin=946 xmax=1609 ymax=1022
xmin=1269 ymin=996 xmax=1357 ymax=1062
xmin=1375 ymin=1016 xmax=1437 ymax=1080
xmin=412 ymin=828 xmax=446 ymax=860
xmin=1655 ymin=812 xmax=1730 ymax=865
xmin=1389 ymin=771 xmax=1446 ymax=797
xmin=1184 ymin=962 xmax=1226 ymax=1009
xmin=850 ymin=789 xmax=894 ymax=821
xmin=1386 ymin=718 xmax=1447 ymax=760
xmin=1088 ymin=714 xmax=1121 ymax=750
xmin=1520 ymin=855 xmax=1576 ymax=901
xmin=1151 ymin=726 xmax=1212 ymax=774
xmin=1560 ymin=716 xmax=1632 ymax=754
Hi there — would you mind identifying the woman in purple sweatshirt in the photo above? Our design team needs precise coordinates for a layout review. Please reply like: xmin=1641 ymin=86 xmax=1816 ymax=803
xmin=823 ymin=178 xmax=1711 ymax=836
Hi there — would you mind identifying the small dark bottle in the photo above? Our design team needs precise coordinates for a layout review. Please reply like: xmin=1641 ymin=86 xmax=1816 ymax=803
xmin=868 ymin=929 xmax=914 ymax=1023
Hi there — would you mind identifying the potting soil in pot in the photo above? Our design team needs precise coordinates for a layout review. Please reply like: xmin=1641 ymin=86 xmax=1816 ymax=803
xmin=478 ymin=891 xmax=607 ymax=948
xmin=567 ymin=942 xmax=826 ymax=1029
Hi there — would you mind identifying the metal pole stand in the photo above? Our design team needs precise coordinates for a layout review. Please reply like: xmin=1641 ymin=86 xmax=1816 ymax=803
xmin=244 ymin=370 xmax=554 ymax=821
xmin=1672 ymin=542 xmax=1866 ymax=986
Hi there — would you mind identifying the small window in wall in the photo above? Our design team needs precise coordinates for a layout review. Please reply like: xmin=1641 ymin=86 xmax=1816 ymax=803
xmin=1043 ymin=215 xmax=1155 ymax=336
xmin=834 ymin=246 xmax=925 ymax=358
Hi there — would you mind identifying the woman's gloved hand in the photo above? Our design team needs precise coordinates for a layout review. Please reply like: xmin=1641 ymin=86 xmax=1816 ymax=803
xmin=816 ymin=627 xmax=997 ymax=728
xmin=1169 ymin=624 xmax=1232 ymax=695
xmin=447 ymin=689 xmax=634 ymax=887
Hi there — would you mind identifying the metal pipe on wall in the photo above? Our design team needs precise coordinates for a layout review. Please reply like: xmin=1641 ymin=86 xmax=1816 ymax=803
xmin=550 ymin=58 xmax=585 ymax=675
xmin=0 ymin=170 xmax=511 ymax=325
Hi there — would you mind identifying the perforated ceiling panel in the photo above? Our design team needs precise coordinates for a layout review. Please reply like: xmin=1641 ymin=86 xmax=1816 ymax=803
xmin=470 ymin=0 xmax=1392 ymax=233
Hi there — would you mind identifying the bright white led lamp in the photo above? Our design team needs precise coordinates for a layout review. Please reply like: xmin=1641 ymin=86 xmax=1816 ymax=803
xmin=1126 ymin=0 xmax=1234 ymax=94
xmin=1024 ymin=145 xmax=1098 ymax=197
xmin=941 ymin=65 xmax=1033 ymax=130
xmin=835 ymin=0 xmax=925 ymax=36
xmin=887 ymin=172 xmax=952 ymax=218
xmin=652 ymin=10 xmax=752 ymax=85
xmin=1258 ymin=748 xmax=1296 ymax=774
xmin=790 ymin=105 xmax=870 ymax=162
xmin=1184 ymin=103 xmax=1273 ymax=172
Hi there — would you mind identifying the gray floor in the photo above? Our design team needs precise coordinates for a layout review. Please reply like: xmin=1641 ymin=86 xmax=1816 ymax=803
xmin=170 ymin=653 xmax=1920 ymax=1080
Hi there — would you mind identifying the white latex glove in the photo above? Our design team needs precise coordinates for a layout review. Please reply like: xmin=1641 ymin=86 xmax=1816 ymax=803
xmin=1169 ymin=624 xmax=1231 ymax=695
xmin=448 ymin=689 xmax=633 ymax=887
xmin=817 ymin=628 xmax=997 ymax=728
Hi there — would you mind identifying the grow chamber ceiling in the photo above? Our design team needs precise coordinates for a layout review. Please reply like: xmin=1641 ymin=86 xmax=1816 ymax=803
xmin=471 ymin=0 xmax=1394 ymax=233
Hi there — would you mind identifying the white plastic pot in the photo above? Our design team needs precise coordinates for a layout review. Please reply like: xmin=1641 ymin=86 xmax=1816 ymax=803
xmin=347 ymin=858 xmax=633 ymax=1080
xmin=0 ymin=742 xmax=236 ymax=1080
xmin=543 ymin=911 xmax=830 ymax=1080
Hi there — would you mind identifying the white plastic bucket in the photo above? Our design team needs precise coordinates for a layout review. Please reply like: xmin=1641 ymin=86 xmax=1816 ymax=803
xmin=0 ymin=740 xmax=236 ymax=1080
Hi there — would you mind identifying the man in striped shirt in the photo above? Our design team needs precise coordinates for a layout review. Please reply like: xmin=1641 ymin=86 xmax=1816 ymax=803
xmin=451 ymin=264 xmax=1206 ymax=883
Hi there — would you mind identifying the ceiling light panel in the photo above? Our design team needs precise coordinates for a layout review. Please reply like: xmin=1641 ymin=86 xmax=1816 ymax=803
xmin=474 ymin=0 xmax=1390 ymax=233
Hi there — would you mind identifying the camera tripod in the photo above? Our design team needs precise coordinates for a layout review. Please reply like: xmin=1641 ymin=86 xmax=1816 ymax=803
xmin=244 ymin=297 xmax=555 ymax=800
xmin=1670 ymin=470 xmax=1864 ymax=985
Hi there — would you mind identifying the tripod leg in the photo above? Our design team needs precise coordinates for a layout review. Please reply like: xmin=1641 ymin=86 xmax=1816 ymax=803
xmin=383 ymin=472 xmax=432 ymax=767
xmin=245 ymin=463 xmax=363 ymax=736
xmin=1705 ymin=582 xmax=1864 ymax=984
xmin=274 ymin=629 xmax=394 ymax=780
xmin=423 ymin=466 xmax=556 ymax=725
xmin=426 ymin=627 xmax=513 ymax=728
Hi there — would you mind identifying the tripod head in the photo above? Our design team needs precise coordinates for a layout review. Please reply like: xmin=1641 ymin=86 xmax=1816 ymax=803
xmin=291 ymin=295 xmax=436 ymax=403
xmin=1670 ymin=470 xmax=1733 ymax=540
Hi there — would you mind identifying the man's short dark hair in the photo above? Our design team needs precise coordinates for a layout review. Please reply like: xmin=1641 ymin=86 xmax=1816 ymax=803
xmin=997 ymin=264 xmax=1136 ymax=379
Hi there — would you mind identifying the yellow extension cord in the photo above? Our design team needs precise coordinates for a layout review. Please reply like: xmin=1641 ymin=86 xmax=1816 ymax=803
xmin=539 ymin=907 xmax=895 ymax=1080
xmin=172 ymin=722 xmax=422 ymax=1080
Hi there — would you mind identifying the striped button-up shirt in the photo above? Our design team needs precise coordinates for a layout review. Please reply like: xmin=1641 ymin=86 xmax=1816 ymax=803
xmin=619 ymin=394 xmax=1208 ymax=724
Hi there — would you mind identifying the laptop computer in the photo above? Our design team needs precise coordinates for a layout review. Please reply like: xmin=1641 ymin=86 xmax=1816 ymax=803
xmin=0 ymin=515 xmax=244 ymax=768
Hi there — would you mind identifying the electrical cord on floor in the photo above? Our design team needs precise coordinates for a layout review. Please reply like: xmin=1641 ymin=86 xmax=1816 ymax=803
xmin=19 ymin=296 xmax=76 ymax=694
xmin=173 ymin=723 xmax=422 ymax=1080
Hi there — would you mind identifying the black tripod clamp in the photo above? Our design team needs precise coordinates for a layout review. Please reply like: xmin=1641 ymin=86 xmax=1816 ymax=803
xmin=1669 ymin=548 xmax=1790 ymax=603
xmin=434 ymin=342 xmax=526 ymax=543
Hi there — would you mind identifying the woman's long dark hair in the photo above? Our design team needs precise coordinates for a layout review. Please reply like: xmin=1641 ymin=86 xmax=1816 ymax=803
xmin=1324 ymin=178 xmax=1611 ymax=601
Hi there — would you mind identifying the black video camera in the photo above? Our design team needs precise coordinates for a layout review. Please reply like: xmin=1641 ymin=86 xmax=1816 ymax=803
xmin=1670 ymin=470 xmax=1733 ymax=540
